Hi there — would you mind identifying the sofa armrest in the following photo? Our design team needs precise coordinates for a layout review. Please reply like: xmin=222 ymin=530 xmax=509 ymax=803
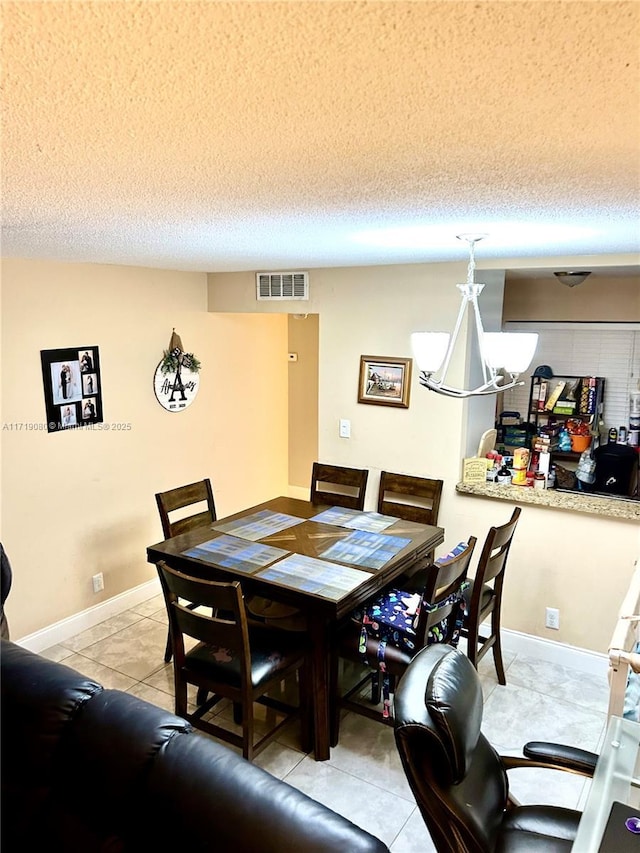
xmin=1 ymin=640 xmax=103 ymax=788
xmin=140 ymin=730 xmax=390 ymax=853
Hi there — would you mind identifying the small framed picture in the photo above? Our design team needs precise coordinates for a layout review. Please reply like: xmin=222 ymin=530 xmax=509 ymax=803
xmin=358 ymin=355 xmax=412 ymax=408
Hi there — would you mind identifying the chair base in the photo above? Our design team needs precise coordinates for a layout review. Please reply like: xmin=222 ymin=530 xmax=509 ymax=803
xmin=331 ymin=664 xmax=396 ymax=746
xmin=185 ymin=688 xmax=307 ymax=761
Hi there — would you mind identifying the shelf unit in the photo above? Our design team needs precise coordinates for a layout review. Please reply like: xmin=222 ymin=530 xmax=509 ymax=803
xmin=528 ymin=373 xmax=606 ymax=461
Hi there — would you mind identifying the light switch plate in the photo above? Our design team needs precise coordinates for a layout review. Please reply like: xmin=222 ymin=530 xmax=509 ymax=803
xmin=339 ymin=418 xmax=351 ymax=438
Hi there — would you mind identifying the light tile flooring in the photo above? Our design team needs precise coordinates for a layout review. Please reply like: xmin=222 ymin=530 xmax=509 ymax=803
xmin=40 ymin=592 xmax=609 ymax=852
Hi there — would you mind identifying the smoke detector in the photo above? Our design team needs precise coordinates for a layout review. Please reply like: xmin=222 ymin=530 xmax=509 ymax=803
xmin=553 ymin=271 xmax=592 ymax=288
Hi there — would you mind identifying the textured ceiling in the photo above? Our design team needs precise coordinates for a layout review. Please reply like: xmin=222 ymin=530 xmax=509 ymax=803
xmin=2 ymin=1 xmax=640 ymax=272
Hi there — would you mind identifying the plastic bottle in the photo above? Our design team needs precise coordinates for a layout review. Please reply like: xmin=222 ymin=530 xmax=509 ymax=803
xmin=547 ymin=465 xmax=556 ymax=489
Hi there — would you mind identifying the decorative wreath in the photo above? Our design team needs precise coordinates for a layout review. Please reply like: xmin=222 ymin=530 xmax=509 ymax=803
xmin=160 ymin=346 xmax=201 ymax=375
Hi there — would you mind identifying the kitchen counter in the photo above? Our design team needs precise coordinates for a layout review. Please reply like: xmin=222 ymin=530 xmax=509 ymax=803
xmin=455 ymin=481 xmax=640 ymax=521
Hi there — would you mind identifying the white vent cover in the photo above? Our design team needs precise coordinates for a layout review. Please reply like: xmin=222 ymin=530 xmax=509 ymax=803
xmin=256 ymin=271 xmax=309 ymax=301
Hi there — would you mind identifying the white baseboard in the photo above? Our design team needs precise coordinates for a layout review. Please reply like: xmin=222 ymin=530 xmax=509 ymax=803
xmin=16 ymin=578 xmax=161 ymax=653
xmin=15 ymin=579 xmax=609 ymax=679
xmin=502 ymin=628 xmax=609 ymax=679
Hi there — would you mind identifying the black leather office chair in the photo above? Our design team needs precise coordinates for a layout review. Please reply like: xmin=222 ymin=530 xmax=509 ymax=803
xmin=394 ymin=644 xmax=598 ymax=852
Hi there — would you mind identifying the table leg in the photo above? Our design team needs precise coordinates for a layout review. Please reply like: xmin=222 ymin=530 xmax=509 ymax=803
xmin=308 ymin=613 xmax=331 ymax=760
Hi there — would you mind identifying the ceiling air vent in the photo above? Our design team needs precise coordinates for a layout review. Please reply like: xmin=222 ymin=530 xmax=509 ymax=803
xmin=256 ymin=271 xmax=309 ymax=301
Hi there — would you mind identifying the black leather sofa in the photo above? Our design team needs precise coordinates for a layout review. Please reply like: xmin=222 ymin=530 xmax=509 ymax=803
xmin=1 ymin=640 xmax=389 ymax=853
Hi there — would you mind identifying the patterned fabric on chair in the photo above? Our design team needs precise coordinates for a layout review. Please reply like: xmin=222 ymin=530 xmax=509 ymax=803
xmin=351 ymin=542 xmax=470 ymax=717
xmin=331 ymin=537 xmax=476 ymax=741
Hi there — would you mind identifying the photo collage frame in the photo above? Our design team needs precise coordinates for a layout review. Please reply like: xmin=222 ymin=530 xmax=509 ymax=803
xmin=40 ymin=345 xmax=103 ymax=432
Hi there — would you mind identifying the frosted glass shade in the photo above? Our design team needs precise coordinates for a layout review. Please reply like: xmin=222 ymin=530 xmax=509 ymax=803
xmin=411 ymin=332 xmax=450 ymax=373
xmin=483 ymin=332 xmax=539 ymax=373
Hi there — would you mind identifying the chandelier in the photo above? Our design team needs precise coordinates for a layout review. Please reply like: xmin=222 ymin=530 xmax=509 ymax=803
xmin=411 ymin=234 xmax=538 ymax=398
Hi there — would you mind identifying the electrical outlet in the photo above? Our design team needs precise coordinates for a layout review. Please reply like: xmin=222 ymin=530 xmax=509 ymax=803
xmin=92 ymin=572 xmax=104 ymax=593
xmin=545 ymin=607 xmax=560 ymax=630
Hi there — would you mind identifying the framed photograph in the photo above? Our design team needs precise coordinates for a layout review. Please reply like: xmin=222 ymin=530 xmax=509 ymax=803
xmin=40 ymin=345 xmax=103 ymax=432
xmin=358 ymin=355 xmax=412 ymax=408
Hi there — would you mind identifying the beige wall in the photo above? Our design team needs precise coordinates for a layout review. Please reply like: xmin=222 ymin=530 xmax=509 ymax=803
xmin=288 ymin=313 xmax=319 ymax=489
xmin=2 ymin=253 xmax=637 ymax=651
xmin=504 ymin=273 xmax=640 ymax=322
xmin=209 ymin=256 xmax=640 ymax=654
xmin=1 ymin=259 xmax=288 ymax=639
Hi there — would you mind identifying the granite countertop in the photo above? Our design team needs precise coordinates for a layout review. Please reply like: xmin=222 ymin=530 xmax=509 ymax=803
xmin=455 ymin=481 xmax=640 ymax=521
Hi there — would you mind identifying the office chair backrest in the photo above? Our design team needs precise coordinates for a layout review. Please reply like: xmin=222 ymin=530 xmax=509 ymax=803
xmin=394 ymin=645 xmax=506 ymax=853
xmin=377 ymin=471 xmax=443 ymax=526
xmin=310 ymin=463 xmax=368 ymax=510
xmin=155 ymin=478 xmax=216 ymax=539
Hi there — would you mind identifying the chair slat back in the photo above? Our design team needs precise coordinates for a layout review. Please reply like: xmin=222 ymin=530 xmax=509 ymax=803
xmin=377 ymin=471 xmax=443 ymax=526
xmin=155 ymin=479 xmax=216 ymax=538
xmin=475 ymin=507 xmax=521 ymax=588
xmin=157 ymin=561 xmax=251 ymax=675
xmin=415 ymin=538 xmax=476 ymax=646
xmin=310 ymin=463 xmax=368 ymax=510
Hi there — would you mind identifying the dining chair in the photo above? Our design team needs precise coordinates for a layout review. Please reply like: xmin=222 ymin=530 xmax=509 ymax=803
xmin=310 ymin=462 xmax=369 ymax=510
xmin=155 ymin=478 xmax=217 ymax=662
xmin=156 ymin=560 xmax=311 ymax=761
xmin=377 ymin=471 xmax=443 ymax=578
xmin=155 ymin=478 xmax=216 ymax=539
xmin=460 ymin=506 xmax=521 ymax=685
xmin=394 ymin=644 xmax=597 ymax=852
xmin=330 ymin=537 xmax=476 ymax=743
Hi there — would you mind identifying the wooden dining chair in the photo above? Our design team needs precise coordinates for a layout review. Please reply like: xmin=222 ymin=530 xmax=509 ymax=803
xmin=155 ymin=478 xmax=217 ymax=662
xmin=330 ymin=538 xmax=476 ymax=743
xmin=310 ymin=462 xmax=368 ymax=510
xmin=155 ymin=478 xmax=217 ymax=539
xmin=460 ymin=506 xmax=521 ymax=685
xmin=377 ymin=471 xmax=443 ymax=586
xmin=156 ymin=561 xmax=311 ymax=761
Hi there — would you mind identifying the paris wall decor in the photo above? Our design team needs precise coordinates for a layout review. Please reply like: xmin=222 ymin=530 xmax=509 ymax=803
xmin=153 ymin=329 xmax=201 ymax=412
xmin=40 ymin=345 xmax=103 ymax=432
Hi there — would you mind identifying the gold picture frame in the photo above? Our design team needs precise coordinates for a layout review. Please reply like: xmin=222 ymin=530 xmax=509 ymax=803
xmin=358 ymin=355 xmax=412 ymax=408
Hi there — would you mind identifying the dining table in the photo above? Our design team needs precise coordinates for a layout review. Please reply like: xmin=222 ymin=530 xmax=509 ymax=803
xmin=147 ymin=495 xmax=444 ymax=760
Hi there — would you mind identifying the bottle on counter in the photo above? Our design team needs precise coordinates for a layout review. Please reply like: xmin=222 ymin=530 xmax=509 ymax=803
xmin=547 ymin=465 xmax=556 ymax=489
xmin=496 ymin=462 xmax=512 ymax=485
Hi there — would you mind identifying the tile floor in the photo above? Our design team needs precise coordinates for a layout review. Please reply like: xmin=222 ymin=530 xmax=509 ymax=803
xmin=40 ymin=592 xmax=609 ymax=852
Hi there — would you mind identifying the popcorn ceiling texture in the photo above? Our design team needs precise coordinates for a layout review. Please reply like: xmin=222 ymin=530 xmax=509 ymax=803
xmin=2 ymin=1 xmax=639 ymax=271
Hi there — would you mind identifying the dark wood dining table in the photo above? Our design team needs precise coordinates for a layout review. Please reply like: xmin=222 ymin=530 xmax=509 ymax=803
xmin=147 ymin=495 xmax=444 ymax=760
